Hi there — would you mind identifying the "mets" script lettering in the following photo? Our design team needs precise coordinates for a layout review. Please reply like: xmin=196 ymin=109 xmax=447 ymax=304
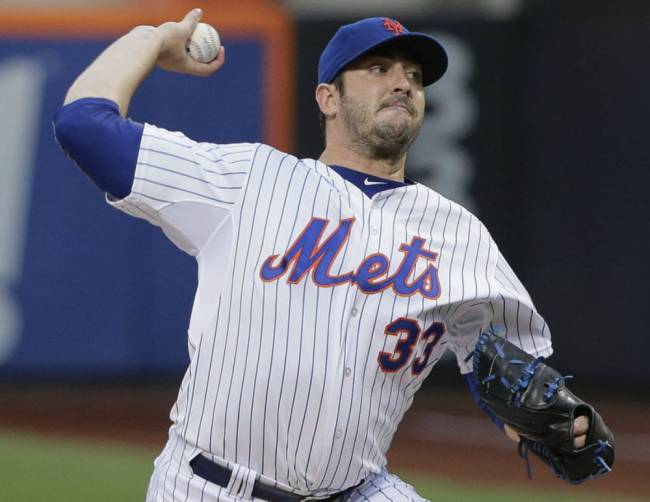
xmin=259 ymin=217 xmax=441 ymax=299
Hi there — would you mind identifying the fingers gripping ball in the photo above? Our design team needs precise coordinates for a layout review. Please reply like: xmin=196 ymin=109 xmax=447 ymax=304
xmin=187 ymin=23 xmax=221 ymax=63
xmin=469 ymin=331 xmax=615 ymax=484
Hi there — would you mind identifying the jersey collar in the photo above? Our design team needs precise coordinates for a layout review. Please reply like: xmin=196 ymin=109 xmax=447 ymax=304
xmin=328 ymin=164 xmax=413 ymax=198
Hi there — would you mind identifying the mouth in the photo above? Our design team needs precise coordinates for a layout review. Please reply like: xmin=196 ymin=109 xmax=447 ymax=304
xmin=380 ymin=102 xmax=415 ymax=116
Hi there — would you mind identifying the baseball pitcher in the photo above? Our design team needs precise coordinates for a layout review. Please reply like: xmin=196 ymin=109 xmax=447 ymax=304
xmin=53 ymin=9 xmax=613 ymax=501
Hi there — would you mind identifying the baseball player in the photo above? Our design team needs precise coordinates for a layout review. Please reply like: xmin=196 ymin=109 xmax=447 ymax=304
xmin=54 ymin=9 xmax=595 ymax=501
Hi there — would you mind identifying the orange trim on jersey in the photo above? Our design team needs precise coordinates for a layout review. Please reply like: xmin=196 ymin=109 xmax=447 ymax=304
xmin=307 ymin=217 xmax=357 ymax=289
xmin=259 ymin=216 xmax=328 ymax=284
xmin=0 ymin=0 xmax=294 ymax=151
xmin=285 ymin=217 xmax=332 ymax=285
xmin=260 ymin=217 xmax=356 ymax=287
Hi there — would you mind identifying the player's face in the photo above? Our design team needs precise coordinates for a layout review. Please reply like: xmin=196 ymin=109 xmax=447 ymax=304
xmin=338 ymin=50 xmax=425 ymax=161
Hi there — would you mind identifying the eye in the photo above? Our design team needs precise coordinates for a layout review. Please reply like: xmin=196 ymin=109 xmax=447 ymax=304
xmin=406 ymin=70 xmax=423 ymax=83
xmin=369 ymin=65 xmax=387 ymax=75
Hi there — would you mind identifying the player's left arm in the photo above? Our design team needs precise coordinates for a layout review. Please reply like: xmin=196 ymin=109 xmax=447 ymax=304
xmin=467 ymin=331 xmax=614 ymax=483
xmin=464 ymin=372 xmax=589 ymax=448
xmin=450 ymin=243 xmax=612 ymax=482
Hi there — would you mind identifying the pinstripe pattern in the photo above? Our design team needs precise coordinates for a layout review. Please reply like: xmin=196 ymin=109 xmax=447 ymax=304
xmin=111 ymin=125 xmax=552 ymax=501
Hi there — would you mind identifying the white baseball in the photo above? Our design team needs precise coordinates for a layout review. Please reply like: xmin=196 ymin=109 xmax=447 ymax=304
xmin=187 ymin=23 xmax=221 ymax=63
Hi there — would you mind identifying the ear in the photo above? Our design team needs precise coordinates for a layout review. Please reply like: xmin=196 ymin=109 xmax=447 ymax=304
xmin=315 ymin=83 xmax=339 ymax=118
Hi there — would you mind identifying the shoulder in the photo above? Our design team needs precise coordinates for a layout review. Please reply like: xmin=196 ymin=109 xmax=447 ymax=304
xmin=246 ymin=145 xmax=325 ymax=178
xmin=415 ymin=182 xmax=491 ymax=233
xmin=139 ymin=124 xmax=266 ymax=169
xmin=142 ymin=123 xmax=258 ymax=155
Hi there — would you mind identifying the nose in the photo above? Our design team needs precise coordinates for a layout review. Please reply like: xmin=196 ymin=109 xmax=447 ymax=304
xmin=390 ymin=67 xmax=412 ymax=95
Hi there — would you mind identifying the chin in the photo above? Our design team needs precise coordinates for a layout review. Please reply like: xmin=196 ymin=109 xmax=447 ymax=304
xmin=379 ymin=108 xmax=412 ymax=124
xmin=375 ymin=120 xmax=413 ymax=141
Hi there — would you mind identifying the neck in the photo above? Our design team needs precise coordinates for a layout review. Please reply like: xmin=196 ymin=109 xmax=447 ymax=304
xmin=319 ymin=143 xmax=407 ymax=182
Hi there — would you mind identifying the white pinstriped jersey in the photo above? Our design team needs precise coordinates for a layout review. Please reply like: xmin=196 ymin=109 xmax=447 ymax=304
xmin=110 ymin=123 xmax=552 ymax=496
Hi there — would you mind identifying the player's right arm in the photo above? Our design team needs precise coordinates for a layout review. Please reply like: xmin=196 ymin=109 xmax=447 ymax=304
xmin=54 ymin=8 xmax=227 ymax=199
xmin=54 ymin=8 xmax=258 ymax=258
xmin=64 ymin=8 xmax=224 ymax=116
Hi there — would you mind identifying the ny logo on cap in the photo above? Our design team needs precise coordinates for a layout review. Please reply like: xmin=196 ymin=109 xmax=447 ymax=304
xmin=383 ymin=18 xmax=405 ymax=35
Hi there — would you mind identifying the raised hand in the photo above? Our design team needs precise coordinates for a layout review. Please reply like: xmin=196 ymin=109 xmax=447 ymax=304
xmin=156 ymin=8 xmax=225 ymax=77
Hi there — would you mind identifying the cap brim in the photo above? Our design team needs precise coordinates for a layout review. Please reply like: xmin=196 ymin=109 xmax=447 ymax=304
xmin=329 ymin=32 xmax=447 ymax=87
xmin=368 ymin=33 xmax=448 ymax=86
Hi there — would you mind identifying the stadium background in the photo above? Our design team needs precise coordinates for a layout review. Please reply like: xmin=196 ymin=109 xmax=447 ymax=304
xmin=0 ymin=0 xmax=648 ymax=500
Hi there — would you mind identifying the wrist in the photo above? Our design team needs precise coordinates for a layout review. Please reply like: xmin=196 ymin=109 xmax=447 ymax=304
xmin=130 ymin=25 xmax=164 ymax=52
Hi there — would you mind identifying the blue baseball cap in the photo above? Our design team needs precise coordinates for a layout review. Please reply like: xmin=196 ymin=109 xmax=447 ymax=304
xmin=318 ymin=17 xmax=448 ymax=87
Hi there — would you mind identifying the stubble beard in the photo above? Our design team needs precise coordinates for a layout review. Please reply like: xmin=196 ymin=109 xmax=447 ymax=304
xmin=341 ymin=95 xmax=422 ymax=163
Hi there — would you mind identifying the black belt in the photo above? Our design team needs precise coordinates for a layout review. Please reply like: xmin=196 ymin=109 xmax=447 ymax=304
xmin=190 ymin=454 xmax=359 ymax=501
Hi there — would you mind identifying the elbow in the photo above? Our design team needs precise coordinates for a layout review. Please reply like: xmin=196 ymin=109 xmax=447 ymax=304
xmin=51 ymin=98 xmax=107 ymax=170
xmin=53 ymin=98 xmax=121 ymax=156
xmin=51 ymin=98 xmax=140 ymax=198
xmin=52 ymin=105 xmax=83 ymax=154
xmin=52 ymin=100 xmax=104 ymax=159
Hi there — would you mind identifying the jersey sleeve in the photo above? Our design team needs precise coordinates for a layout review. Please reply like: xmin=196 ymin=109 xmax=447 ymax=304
xmin=108 ymin=123 xmax=258 ymax=255
xmin=53 ymin=97 xmax=142 ymax=199
xmin=447 ymin=242 xmax=553 ymax=374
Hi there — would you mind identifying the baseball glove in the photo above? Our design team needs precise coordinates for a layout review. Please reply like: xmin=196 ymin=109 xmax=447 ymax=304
xmin=468 ymin=331 xmax=614 ymax=484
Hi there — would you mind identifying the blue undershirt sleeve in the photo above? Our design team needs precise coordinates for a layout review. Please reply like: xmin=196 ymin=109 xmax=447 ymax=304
xmin=53 ymin=97 xmax=143 ymax=199
xmin=464 ymin=372 xmax=505 ymax=432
